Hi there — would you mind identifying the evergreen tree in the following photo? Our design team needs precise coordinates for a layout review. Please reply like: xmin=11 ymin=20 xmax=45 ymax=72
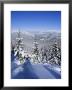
xmin=49 ymin=43 xmax=61 ymax=65
xmin=32 ymin=40 xmax=40 ymax=63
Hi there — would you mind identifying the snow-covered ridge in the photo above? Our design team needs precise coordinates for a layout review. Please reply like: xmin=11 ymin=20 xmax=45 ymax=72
xmin=11 ymin=30 xmax=61 ymax=38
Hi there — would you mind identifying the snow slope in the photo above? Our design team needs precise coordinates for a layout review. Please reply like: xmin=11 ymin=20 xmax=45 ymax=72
xmin=11 ymin=58 xmax=61 ymax=79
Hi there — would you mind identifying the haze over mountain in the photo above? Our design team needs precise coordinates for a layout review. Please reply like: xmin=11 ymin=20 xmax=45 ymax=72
xmin=11 ymin=30 xmax=61 ymax=54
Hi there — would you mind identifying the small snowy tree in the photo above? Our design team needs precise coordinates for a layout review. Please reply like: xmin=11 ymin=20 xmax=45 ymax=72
xmin=48 ymin=43 xmax=61 ymax=65
xmin=40 ymin=47 xmax=48 ymax=63
xmin=32 ymin=41 xmax=40 ymax=63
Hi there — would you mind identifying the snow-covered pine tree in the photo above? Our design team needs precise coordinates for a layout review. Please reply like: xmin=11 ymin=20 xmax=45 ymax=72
xmin=49 ymin=43 xmax=61 ymax=66
xmin=33 ymin=40 xmax=39 ymax=63
xmin=15 ymin=30 xmax=24 ymax=64
xmin=32 ymin=34 xmax=41 ymax=64
xmin=40 ymin=47 xmax=48 ymax=64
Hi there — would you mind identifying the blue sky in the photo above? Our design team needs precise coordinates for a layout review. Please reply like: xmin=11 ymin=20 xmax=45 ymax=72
xmin=11 ymin=11 xmax=61 ymax=32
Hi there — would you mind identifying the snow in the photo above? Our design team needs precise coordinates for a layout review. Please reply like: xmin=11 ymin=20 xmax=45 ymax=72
xmin=12 ymin=66 xmax=24 ymax=77
xmin=32 ymin=64 xmax=55 ymax=79
xmin=54 ymin=67 xmax=61 ymax=72
xmin=11 ymin=58 xmax=61 ymax=79
xmin=11 ymin=30 xmax=61 ymax=79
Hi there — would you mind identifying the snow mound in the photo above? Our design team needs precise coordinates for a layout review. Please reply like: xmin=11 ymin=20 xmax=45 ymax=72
xmin=12 ymin=66 xmax=24 ymax=77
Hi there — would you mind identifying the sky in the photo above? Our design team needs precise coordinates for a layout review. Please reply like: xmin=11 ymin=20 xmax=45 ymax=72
xmin=11 ymin=11 xmax=61 ymax=32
